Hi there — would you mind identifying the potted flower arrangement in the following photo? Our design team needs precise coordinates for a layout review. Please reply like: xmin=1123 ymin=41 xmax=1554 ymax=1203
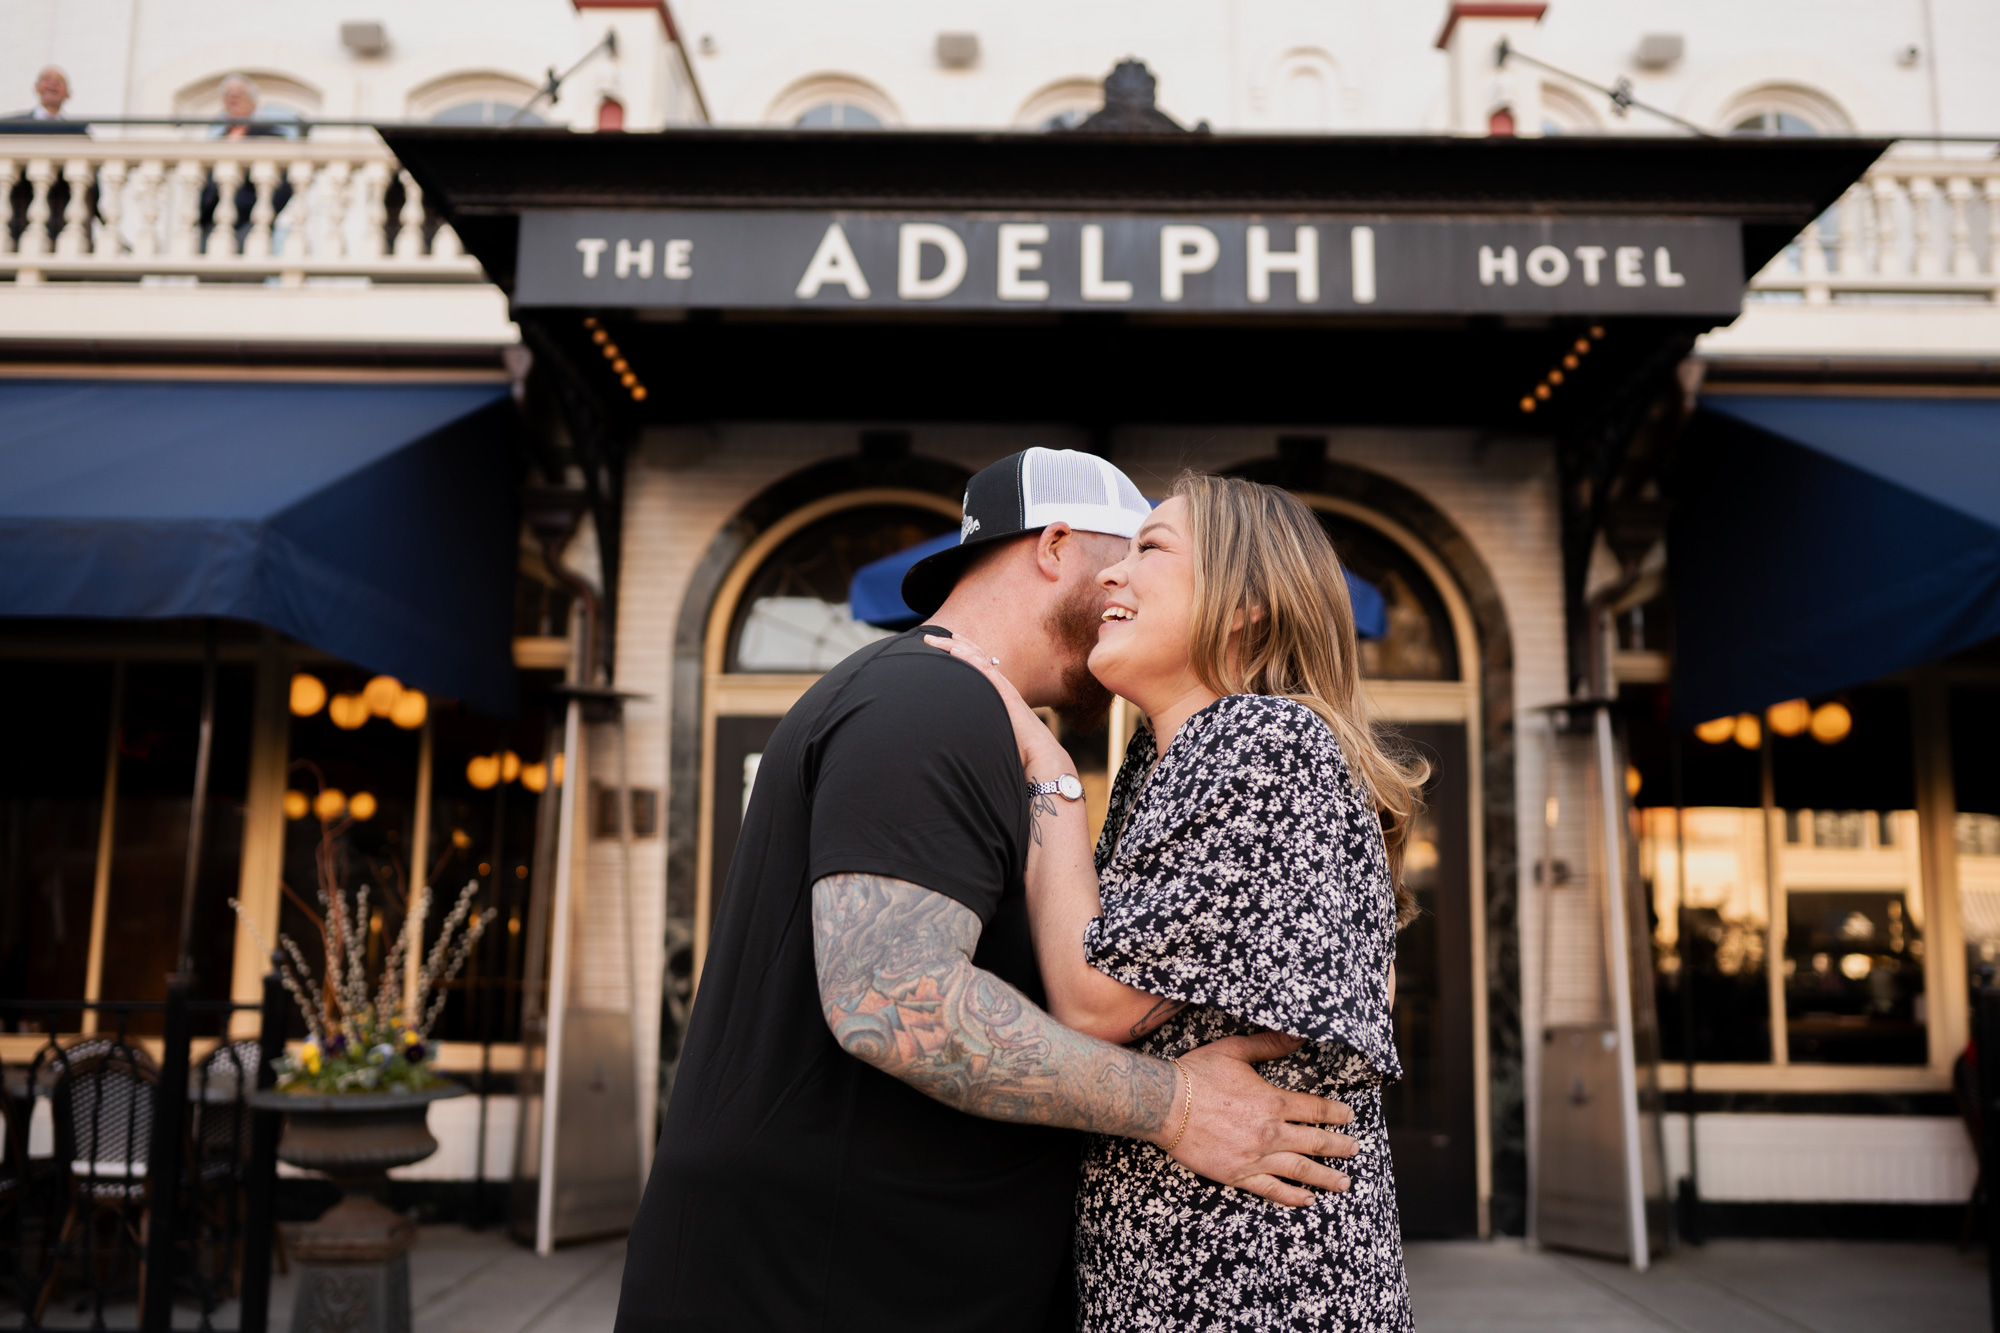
xmin=233 ymin=773 xmax=501 ymax=1330
xmin=238 ymin=870 xmax=492 ymax=1177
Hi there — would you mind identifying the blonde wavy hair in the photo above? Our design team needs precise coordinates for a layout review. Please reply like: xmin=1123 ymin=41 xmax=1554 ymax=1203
xmin=1173 ymin=472 xmax=1430 ymax=927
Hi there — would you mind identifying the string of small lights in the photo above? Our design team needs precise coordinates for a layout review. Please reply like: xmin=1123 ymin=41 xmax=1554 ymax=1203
xmin=1518 ymin=325 xmax=1604 ymax=414
xmin=584 ymin=316 xmax=649 ymax=403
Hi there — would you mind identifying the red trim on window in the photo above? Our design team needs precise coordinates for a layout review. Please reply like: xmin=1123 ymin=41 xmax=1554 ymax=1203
xmin=1434 ymin=2 xmax=1548 ymax=50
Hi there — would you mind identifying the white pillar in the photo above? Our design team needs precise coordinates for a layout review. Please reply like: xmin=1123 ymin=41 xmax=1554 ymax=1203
xmin=1436 ymin=2 xmax=1549 ymax=137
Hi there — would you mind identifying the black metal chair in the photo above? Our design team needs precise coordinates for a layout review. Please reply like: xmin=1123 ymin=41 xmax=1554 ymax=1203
xmin=35 ymin=1050 xmax=157 ymax=1323
xmin=191 ymin=1039 xmax=286 ymax=1297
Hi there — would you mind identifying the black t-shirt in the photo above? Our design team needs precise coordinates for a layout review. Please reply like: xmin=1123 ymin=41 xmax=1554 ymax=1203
xmin=616 ymin=627 xmax=1081 ymax=1333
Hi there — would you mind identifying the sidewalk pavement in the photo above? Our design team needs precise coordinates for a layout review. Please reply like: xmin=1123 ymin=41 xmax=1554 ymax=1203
xmin=178 ymin=1226 xmax=1983 ymax=1332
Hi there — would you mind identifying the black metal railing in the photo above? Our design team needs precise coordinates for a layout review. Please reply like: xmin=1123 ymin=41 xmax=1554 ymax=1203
xmin=0 ymin=971 xmax=283 ymax=1332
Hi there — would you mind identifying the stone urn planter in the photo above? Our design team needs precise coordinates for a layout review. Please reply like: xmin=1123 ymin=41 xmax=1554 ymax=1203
xmin=250 ymin=1082 xmax=468 ymax=1333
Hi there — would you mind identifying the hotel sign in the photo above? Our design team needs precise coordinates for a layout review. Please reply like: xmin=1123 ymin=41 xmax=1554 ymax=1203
xmin=514 ymin=210 xmax=1744 ymax=316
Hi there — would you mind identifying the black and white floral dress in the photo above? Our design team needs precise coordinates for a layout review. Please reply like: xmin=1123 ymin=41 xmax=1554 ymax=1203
xmin=1075 ymin=694 xmax=1411 ymax=1332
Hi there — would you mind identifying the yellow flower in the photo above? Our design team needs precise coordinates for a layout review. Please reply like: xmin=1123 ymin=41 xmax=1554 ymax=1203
xmin=402 ymin=1029 xmax=420 ymax=1046
xmin=301 ymin=1043 xmax=322 ymax=1074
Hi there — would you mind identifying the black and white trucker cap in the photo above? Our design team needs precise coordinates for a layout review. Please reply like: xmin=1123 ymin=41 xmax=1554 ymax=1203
xmin=901 ymin=448 xmax=1153 ymax=618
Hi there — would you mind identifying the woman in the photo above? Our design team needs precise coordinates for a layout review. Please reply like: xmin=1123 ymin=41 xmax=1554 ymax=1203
xmin=927 ymin=472 xmax=1424 ymax=1331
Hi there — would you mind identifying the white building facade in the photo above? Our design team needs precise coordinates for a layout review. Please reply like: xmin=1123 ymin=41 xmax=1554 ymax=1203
xmin=3 ymin=0 xmax=1995 ymax=1259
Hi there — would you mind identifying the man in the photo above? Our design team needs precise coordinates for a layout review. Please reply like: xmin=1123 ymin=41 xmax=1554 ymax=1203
xmin=4 ymin=66 xmax=81 ymax=127
xmin=616 ymin=449 xmax=1357 ymax=1332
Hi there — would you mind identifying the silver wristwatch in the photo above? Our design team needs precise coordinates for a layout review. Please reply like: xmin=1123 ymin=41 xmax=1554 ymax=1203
xmin=1029 ymin=774 xmax=1085 ymax=802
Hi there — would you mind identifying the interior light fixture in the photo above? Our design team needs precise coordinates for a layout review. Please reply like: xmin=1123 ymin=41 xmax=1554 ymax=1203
xmin=631 ymin=386 xmax=649 ymax=402
xmin=591 ymin=327 xmax=609 ymax=344
xmin=1534 ymin=384 xmax=1552 ymax=400
xmin=466 ymin=754 xmax=501 ymax=789
xmin=521 ymin=761 xmax=549 ymax=793
xmin=1625 ymin=765 xmax=1643 ymax=798
xmin=328 ymin=693 xmax=370 ymax=730
xmin=390 ymin=688 xmax=428 ymax=730
xmin=1810 ymin=701 xmax=1853 ymax=744
xmin=363 ymin=675 xmax=402 ymax=716
xmin=289 ymin=673 xmax=328 ymax=717
xmin=1767 ymin=698 xmax=1811 ymax=737
xmin=501 ymin=750 xmax=522 ymax=783
xmin=313 ymin=788 xmax=347 ymax=821
xmin=348 ymin=790 xmax=379 ymax=821
xmin=1694 ymin=715 xmax=1736 ymax=744
xmin=1519 ymin=396 xmax=1537 ymax=413
xmin=1732 ymin=713 xmax=1762 ymax=749
xmin=283 ymin=789 xmax=310 ymax=819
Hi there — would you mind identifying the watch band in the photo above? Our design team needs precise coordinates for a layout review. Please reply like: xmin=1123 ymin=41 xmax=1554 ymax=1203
xmin=1029 ymin=774 xmax=1085 ymax=801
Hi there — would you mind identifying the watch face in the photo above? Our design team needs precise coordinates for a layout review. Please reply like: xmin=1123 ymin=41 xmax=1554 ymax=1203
xmin=1057 ymin=773 xmax=1085 ymax=801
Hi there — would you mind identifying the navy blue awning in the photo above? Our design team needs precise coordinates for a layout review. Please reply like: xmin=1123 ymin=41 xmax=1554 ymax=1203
xmin=0 ymin=379 xmax=519 ymax=715
xmin=849 ymin=530 xmax=1389 ymax=638
xmin=1669 ymin=394 xmax=2000 ymax=724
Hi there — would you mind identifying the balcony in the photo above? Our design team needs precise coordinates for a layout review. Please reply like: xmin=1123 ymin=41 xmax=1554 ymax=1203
xmin=0 ymin=131 xmax=514 ymax=349
xmin=1704 ymin=144 xmax=2000 ymax=364
xmin=3 ymin=133 xmax=1994 ymax=362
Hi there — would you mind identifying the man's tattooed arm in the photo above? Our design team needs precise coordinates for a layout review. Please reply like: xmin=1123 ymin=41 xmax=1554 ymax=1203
xmin=811 ymin=872 xmax=1177 ymax=1137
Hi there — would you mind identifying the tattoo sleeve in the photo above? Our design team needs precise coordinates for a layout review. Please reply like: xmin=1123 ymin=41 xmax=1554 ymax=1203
xmin=811 ymin=873 xmax=1177 ymax=1137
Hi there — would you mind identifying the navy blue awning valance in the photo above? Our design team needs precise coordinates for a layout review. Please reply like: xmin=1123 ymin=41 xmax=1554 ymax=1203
xmin=1669 ymin=393 xmax=2000 ymax=724
xmin=0 ymin=379 xmax=519 ymax=715
xmin=848 ymin=530 xmax=1390 ymax=638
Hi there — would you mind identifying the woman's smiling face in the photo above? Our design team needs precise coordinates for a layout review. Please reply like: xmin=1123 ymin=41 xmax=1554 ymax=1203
xmin=1088 ymin=496 xmax=1202 ymax=706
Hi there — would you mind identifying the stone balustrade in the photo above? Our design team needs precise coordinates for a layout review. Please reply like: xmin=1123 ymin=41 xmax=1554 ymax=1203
xmin=0 ymin=133 xmax=482 ymax=284
xmin=5 ymin=133 xmax=1994 ymax=311
xmin=1750 ymin=147 xmax=2000 ymax=303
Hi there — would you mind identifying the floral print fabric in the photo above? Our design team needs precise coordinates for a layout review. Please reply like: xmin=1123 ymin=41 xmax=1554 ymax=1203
xmin=1075 ymin=694 xmax=1412 ymax=1332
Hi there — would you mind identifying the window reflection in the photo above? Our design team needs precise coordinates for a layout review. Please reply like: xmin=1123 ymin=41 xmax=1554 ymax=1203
xmin=726 ymin=505 xmax=955 ymax=673
xmin=1955 ymin=687 xmax=2000 ymax=986
xmin=0 ymin=662 xmax=114 ymax=1011
xmin=1632 ymin=683 xmax=1925 ymax=1066
xmin=1311 ymin=512 xmax=1459 ymax=681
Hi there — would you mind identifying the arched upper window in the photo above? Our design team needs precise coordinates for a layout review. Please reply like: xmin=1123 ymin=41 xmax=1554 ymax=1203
xmin=1257 ymin=49 xmax=1344 ymax=132
xmin=768 ymin=76 xmax=899 ymax=130
xmin=173 ymin=71 xmax=320 ymax=126
xmin=1015 ymin=79 xmax=1102 ymax=131
xmin=725 ymin=505 xmax=954 ymax=672
xmin=1539 ymin=82 xmax=1603 ymax=136
xmin=793 ymin=102 xmax=882 ymax=130
xmin=1313 ymin=511 xmax=1460 ymax=681
xmin=1719 ymin=84 xmax=1851 ymax=136
xmin=406 ymin=72 xmax=548 ymax=127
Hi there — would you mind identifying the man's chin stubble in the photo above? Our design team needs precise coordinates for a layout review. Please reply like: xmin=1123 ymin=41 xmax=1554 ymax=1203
xmin=1049 ymin=585 xmax=1114 ymax=733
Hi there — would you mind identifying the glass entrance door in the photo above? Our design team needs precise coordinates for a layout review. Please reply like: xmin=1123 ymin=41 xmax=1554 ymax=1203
xmin=1382 ymin=722 xmax=1478 ymax=1236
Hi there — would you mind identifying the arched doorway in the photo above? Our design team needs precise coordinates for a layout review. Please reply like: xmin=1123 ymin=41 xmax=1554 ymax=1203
xmin=691 ymin=489 xmax=961 ymax=973
xmin=1303 ymin=493 xmax=1486 ymax=1239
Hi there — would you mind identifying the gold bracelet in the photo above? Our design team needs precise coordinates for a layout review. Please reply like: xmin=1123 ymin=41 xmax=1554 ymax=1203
xmin=1163 ymin=1056 xmax=1193 ymax=1155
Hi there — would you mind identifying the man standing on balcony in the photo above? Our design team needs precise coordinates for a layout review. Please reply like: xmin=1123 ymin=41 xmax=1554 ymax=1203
xmin=3 ymin=67 xmax=82 ymax=130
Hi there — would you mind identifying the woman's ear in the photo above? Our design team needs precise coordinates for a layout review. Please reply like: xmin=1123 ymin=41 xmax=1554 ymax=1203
xmin=1226 ymin=602 xmax=1266 ymax=634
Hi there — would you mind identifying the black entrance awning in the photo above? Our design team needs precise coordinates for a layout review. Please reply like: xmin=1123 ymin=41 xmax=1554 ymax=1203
xmin=384 ymin=127 xmax=1881 ymax=431
xmin=0 ymin=378 xmax=520 ymax=715
xmin=1670 ymin=393 xmax=2000 ymax=723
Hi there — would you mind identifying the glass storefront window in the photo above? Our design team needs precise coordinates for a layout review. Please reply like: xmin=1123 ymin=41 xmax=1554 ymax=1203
xmin=100 ymin=661 xmax=253 ymax=1023
xmin=1640 ymin=804 xmax=1774 ymax=1062
xmin=424 ymin=681 xmax=557 ymax=1045
xmin=1632 ymin=683 xmax=1924 ymax=1066
xmin=0 ymin=662 xmax=115 ymax=1014
xmin=725 ymin=506 xmax=956 ymax=673
xmin=1954 ymin=687 xmax=2000 ymax=986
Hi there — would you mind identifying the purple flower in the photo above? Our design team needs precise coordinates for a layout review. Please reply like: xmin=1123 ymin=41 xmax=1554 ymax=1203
xmin=405 ymin=1041 xmax=426 ymax=1062
xmin=326 ymin=1033 xmax=349 ymax=1055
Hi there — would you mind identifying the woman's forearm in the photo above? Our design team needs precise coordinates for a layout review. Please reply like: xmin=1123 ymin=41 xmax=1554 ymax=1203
xmin=1024 ymin=748 xmax=1179 ymax=1044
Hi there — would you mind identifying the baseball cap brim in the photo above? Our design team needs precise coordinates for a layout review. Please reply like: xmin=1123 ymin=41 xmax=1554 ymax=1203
xmin=899 ymin=528 xmax=1025 ymax=620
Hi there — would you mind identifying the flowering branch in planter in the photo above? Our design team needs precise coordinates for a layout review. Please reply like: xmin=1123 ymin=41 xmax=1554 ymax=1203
xmin=236 ymin=877 xmax=494 ymax=1092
